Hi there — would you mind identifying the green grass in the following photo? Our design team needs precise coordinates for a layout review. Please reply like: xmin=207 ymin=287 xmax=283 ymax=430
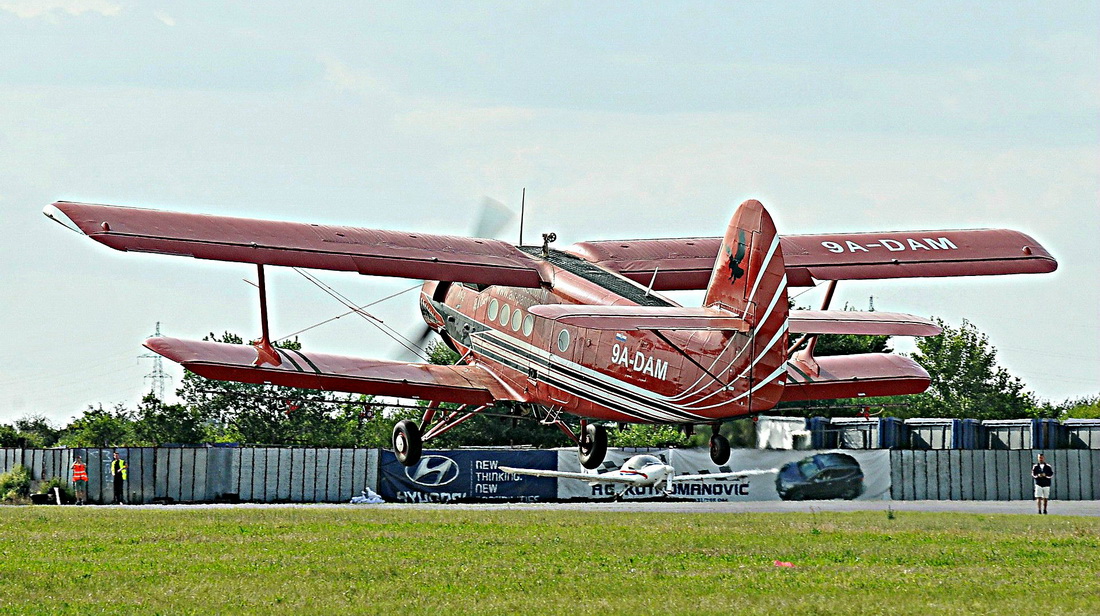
xmin=1 ymin=507 xmax=1097 ymax=615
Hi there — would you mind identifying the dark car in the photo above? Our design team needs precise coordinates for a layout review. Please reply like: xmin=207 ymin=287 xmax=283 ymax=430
xmin=775 ymin=453 xmax=864 ymax=500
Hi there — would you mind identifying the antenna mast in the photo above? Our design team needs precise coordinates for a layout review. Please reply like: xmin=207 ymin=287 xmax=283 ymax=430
xmin=519 ymin=187 xmax=525 ymax=246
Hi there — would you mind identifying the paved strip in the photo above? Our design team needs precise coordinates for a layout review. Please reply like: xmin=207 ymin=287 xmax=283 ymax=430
xmin=80 ymin=500 xmax=1100 ymax=516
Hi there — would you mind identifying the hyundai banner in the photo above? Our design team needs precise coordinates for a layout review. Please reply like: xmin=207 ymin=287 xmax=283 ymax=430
xmin=379 ymin=449 xmax=558 ymax=503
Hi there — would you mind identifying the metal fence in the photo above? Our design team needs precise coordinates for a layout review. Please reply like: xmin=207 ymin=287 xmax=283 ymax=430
xmin=2 ymin=446 xmax=1096 ymax=503
xmin=1 ymin=447 xmax=379 ymax=504
xmin=889 ymin=449 xmax=1099 ymax=501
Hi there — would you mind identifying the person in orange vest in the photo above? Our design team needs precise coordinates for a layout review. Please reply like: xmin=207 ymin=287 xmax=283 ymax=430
xmin=71 ymin=455 xmax=88 ymax=505
xmin=110 ymin=451 xmax=127 ymax=505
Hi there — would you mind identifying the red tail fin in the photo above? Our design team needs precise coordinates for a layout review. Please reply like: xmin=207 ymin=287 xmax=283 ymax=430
xmin=704 ymin=199 xmax=789 ymax=410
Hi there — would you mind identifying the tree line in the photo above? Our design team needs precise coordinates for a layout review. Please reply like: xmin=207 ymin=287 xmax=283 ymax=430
xmin=1 ymin=322 xmax=1096 ymax=449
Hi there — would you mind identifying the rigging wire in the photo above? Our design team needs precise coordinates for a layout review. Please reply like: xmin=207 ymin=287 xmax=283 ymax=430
xmin=274 ymin=282 xmax=422 ymax=342
xmin=289 ymin=269 xmax=429 ymax=361
xmin=788 ymin=282 xmax=823 ymax=304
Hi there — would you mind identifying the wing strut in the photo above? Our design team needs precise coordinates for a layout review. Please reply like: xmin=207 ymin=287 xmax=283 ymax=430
xmin=252 ymin=264 xmax=282 ymax=367
xmin=421 ymin=403 xmax=489 ymax=441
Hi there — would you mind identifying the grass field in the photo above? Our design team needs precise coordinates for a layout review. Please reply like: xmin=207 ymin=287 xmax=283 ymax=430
xmin=1 ymin=506 xmax=1097 ymax=615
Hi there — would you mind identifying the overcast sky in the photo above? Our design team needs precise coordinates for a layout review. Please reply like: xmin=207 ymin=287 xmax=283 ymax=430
xmin=1 ymin=1 xmax=1097 ymax=425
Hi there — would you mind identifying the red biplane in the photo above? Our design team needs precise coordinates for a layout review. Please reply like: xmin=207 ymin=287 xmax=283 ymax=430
xmin=45 ymin=199 xmax=1056 ymax=468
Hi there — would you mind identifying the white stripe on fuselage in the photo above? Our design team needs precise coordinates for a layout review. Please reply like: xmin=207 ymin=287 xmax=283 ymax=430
xmin=474 ymin=331 xmax=713 ymax=422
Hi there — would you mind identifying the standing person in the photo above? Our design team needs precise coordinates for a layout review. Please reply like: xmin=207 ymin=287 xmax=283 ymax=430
xmin=70 ymin=455 xmax=88 ymax=505
xmin=1032 ymin=453 xmax=1053 ymax=514
xmin=110 ymin=451 xmax=127 ymax=505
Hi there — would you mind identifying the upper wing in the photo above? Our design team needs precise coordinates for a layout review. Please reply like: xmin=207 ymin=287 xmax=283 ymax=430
xmin=789 ymin=310 xmax=941 ymax=337
xmin=527 ymin=304 xmax=749 ymax=331
xmin=144 ymin=336 xmax=519 ymax=405
xmin=45 ymin=202 xmax=548 ymax=288
xmin=565 ymin=228 xmax=1057 ymax=290
xmin=498 ymin=466 xmax=649 ymax=485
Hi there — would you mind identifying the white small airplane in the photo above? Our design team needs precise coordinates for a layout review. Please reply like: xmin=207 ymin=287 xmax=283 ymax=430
xmin=501 ymin=454 xmax=774 ymax=496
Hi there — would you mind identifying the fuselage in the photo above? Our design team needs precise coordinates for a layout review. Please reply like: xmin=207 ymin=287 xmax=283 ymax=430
xmin=419 ymin=248 xmax=781 ymax=424
xmin=608 ymin=455 xmax=675 ymax=486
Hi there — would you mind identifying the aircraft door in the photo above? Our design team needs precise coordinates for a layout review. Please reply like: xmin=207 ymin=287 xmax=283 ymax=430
xmin=580 ymin=328 xmax=601 ymax=370
xmin=544 ymin=321 xmax=580 ymax=407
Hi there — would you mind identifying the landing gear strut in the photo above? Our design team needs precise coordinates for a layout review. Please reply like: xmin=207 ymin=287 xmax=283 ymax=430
xmin=578 ymin=422 xmax=608 ymax=469
xmin=709 ymin=429 xmax=731 ymax=465
xmin=393 ymin=401 xmax=495 ymax=466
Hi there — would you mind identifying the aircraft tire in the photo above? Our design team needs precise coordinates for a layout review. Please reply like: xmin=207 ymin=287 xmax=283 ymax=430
xmin=709 ymin=433 xmax=731 ymax=465
xmin=578 ymin=424 xmax=607 ymax=470
xmin=393 ymin=420 xmax=423 ymax=467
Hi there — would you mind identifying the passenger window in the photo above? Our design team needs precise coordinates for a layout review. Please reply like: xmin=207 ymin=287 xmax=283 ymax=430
xmin=487 ymin=299 xmax=499 ymax=321
xmin=499 ymin=304 xmax=510 ymax=327
xmin=556 ymin=329 xmax=571 ymax=353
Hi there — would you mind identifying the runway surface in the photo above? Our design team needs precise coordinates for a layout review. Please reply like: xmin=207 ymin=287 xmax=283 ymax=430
xmin=101 ymin=500 xmax=1100 ymax=516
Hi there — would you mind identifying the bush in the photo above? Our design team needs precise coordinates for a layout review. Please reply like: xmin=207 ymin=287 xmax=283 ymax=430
xmin=609 ymin=424 xmax=690 ymax=448
xmin=38 ymin=476 xmax=75 ymax=503
xmin=0 ymin=464 xmax=32 ymax=502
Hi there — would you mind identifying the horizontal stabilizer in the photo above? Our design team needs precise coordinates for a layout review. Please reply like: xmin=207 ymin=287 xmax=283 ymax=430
xmin=566 ymin=228 xmax=1057 ymax=290
xmin=781 ymin=353 xmax=930 ymax=401
xmin=527 ymin=304 xmax=749 ymax=332
xmin=46 ymin=202 xmax=547 ymax=288
xmin=144 ymin=337 xmax=517 ymax=405
xmin=789 ymin=310 xmax=941 ymax=337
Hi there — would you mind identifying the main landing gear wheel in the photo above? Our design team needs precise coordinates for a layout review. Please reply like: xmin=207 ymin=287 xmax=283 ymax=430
xmin=578 ymin=423 xmax=608 ymax=470
xmin=393 ymin=419 xmax=423 ymax=467
xmin=710 ymin=433 xmax=731 ymax=465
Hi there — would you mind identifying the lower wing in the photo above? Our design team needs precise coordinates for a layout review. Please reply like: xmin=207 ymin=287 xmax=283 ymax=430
xmin=144 ymin=337 xmax=518 ymax=405
xmin=782 ymin=353 xmax=930 ymax=401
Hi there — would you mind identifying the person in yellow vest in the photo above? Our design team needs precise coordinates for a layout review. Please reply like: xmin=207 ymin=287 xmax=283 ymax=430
xmin=71 ymin=455 xmax=88 ymax=505
xmin=110 ymin=451 xmax=127 ymax=505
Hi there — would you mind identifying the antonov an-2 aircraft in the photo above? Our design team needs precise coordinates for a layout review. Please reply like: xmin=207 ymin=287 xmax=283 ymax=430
xmin=45 ymin=199 xmax=1055 ymax=469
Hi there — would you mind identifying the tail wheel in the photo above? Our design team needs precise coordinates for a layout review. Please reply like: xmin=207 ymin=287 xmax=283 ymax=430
xmin=578 ymin=423 xmax=608 ymax=470
xmin=710 ymin=433 xmax=731 ymax=465
xmin=393 ymin=419 xmax=423 ymax=467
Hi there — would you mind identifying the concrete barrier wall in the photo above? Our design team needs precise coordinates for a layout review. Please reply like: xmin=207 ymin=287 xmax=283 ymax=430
xmin=889 ymin=449 xmax=1099 ymax=501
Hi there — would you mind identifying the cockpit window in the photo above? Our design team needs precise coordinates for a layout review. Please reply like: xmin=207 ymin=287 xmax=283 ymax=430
xmin=624 ymin=455 xmax=663 ymax=470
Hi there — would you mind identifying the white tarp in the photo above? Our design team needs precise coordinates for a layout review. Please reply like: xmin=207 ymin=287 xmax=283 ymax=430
xmin=555 ymin=448 xmax=891 ymax=502
xmin=755 ymin=416 xmax=809 ymax=449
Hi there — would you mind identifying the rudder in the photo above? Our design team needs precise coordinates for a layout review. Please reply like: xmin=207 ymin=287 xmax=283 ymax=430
xmin=704 ymin=199 xmax=789 ymax=410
